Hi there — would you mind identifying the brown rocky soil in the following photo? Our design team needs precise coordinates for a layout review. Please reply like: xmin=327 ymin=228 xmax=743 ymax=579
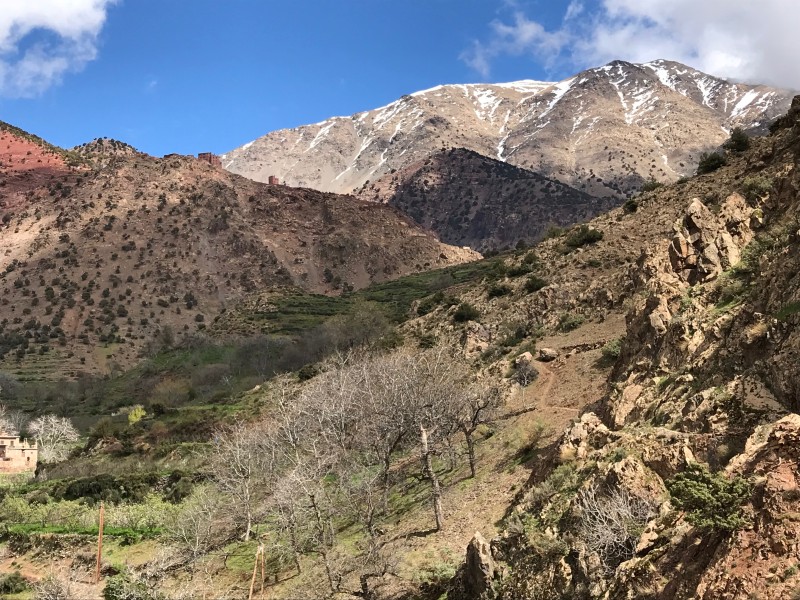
xmin=0 ymin=127 xmax=477 ymax=376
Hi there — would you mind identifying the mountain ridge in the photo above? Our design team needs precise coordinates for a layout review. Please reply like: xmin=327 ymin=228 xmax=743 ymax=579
xmin=222 ymin=59 xmax=794 ymax=198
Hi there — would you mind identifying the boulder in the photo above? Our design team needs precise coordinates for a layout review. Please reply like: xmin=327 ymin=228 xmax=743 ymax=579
xmin=537 ymin=347 xmax=559 ymax=362
xmin=515 ymin=351 xmax=534 ymax=366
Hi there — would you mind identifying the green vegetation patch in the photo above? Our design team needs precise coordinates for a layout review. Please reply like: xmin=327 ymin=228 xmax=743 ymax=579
xmin=564 ymin=225 xmax=604 ymax=249
xmin=697 ymin=151 xmax=727 ymax=175
xmin=667 ymin=464 xmax=751 ymax=532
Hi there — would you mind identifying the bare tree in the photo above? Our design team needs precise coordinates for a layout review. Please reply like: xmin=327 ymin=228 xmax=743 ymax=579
xmin=458 ymin=384 xmax=503 ymax=478
xmin=209 ymin=420 xmax=273 ymax=541
xmin=6 ymin=408 xmax=29 ymax=436
xmin=28 ymin=414 xmax=80 ymax=462
xmin=0 ymin=403 xmax=14 ymax=435
xmin=400 ymin=348 xmax=464 ymax=531
xmin=166 ymin=485 xmax=233 ymax=560
xmin=33 ymin=571 xmax=73 ymax=600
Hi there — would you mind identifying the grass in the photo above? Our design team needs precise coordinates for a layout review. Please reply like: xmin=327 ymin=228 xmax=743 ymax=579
xmin=777 ymin=302 xmax=800 ymax=322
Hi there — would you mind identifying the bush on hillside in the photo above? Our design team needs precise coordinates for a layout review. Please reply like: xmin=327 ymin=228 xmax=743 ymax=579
xmin=487 ymin=284 xmax=512 ymax=299
xmin=524 ymin=275 xmax=548 ymax=293
xmin=723 ymin=127 xmax=750 ymax=152
xmin=667 ymin=464 xmax=751 ymax=532
xmin=557 ymin=313 xmax=585 ymax=332
xmin=453 ymin=302 xmax=480 ymax=323
xmin=741 ymin=176 xmax=773 ymax=203
xmin=0 ymin=571 xmax=29 ymax=594
xmin=565 ymin=225 xmax=603 ymax=248
xmin=697 ymin=152 xmax=727 ymax=175
xmin=640 ymin=178 xmax=663 ymax=192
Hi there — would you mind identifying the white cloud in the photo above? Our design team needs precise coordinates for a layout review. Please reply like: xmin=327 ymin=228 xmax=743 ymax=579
xmin=460 ymin=12 xmax=569 ymax=78
xmin=463 ymin=0 xmax=800 ymax=89
xmin=0 ymin=0 xmax=117 ymax=97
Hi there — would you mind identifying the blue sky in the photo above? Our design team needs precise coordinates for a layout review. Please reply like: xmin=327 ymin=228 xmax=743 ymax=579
xmin=0 ymin=0 xmax=796 ymax=157
xmin=0 ymin=1 xmax=574 ymax=156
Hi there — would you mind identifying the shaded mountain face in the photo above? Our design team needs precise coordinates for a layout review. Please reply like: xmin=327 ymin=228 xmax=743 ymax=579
xmin=356 ymin=148 xmax=618 ymax=251
xmin=0 ymin=126 xmax=477 ymax=376
xmin=222 ymin=59 xmax=794 ymax=198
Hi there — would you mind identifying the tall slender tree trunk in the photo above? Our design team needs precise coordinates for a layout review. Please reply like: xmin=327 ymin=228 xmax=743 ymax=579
xmin=420 ymin=425 xmax=444 ymax=531
xmin=287 ymin=505 xmax=302 ymax=573
xmin=380 ymin=455 xmax=392 ymax=513
xmin=462 ymin=426 xmax=477 ymax=478
xmin=309 ymin=493 xmax=337 ymax=592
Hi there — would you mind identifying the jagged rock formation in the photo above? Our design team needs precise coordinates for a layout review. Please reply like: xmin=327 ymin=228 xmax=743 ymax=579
xmin=354 ymin=148 xmax=617 ymax=251
xmin=223 ymin=60 xmax=793 ymax=199
xmin=0 ymin=125 xmax=477 ymax=376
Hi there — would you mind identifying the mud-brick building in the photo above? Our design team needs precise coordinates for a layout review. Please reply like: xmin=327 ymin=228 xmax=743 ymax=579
xmin=197 ymin=152 xmax=222 ymax=168
xmin=0 ymin=432 xmax=37 ymax=474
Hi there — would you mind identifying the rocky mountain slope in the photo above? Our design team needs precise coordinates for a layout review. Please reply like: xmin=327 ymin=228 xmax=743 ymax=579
xmin=0 ymin=127 xmax=477 ymax=377
xmin=355 ymin=147 xmax=618 ymax=251
xmin=412 ymin=98 xmax=800 ymax=600
xmin=223 ymin=60 xmax=794 ymax=198
xmin=4 ymin=103 xmax=800 ymax=600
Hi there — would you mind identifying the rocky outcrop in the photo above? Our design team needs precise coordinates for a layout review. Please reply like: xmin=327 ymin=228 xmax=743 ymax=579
xmin=448 ymin=533 xmax=497 ymax=600
xmin=668 ymin=194 xmax=755 ymax=284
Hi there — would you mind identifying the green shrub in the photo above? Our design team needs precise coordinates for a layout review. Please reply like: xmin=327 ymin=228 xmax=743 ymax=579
xmin=524 ymin=276 xmax=548 ymax=293
xmin=507 ymin=264 xmax=533 ymax=277
xmin=557 ymin=313 xmax=585 ymax=332
xmin=104 ymin=569 xmax=163 ymax=600
xmin=777 ymin=302 xmax=800 ymax=322
xmin=600 ymin=338 xmax=622 ymax=360
xmin=565 ymin=225 xmax=603 ymax=248
xmin=487 ymin=284 xmax=512 ymax=299
xmin=723 ymin=127 xmax=750 ymax=152
xmin=697 ymin=152 xmax=727 ymax=174
xmin=667 ymin=464 xmax=751 ymax=532
xmin=544 ymin=226 xmax=565 ymax=239
xmin=741 ymin=176 xmax=773 ymax=203
xmin=522 ymin=250 xmax=540 ymax=266
xmin=0 ymin=571 xmax=29 ymax=594
xmin=418 ymin=333 xmax=437 ymax=349
xmin=623 ymin=198 xmax=638 ymax=213
xmin=453 ymin=302 xmax=480 ymax=323
xmin=416 ymin=291 xmax=444 ymax=316
xmin=640 ymin=178 xmax=663 ymax=192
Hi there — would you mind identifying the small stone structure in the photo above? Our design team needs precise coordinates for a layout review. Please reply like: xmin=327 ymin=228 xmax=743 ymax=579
xmin=0 ymin=432 xmax=37 ymax=474
xmin=197 ymin=152 xmax=222 ymax=168
xmin=268 ymin=175 xmax=280 ymax=185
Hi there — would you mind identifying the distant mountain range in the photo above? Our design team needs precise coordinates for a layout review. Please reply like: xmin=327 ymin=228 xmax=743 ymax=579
xmin=222 ymin=59 xmax=794 ymax=198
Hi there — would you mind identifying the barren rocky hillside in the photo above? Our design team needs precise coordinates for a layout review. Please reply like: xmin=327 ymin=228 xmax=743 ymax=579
xmin=0 ymin=127 xmax=477 ymax=377
xmin=223 ymin=60 xmax=793 ymax=198
xmin=355 ymin=147 xmax=617 ymax=251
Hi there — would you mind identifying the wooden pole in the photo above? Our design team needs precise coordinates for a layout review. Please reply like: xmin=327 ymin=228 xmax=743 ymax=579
xmin=248 ymin=545 xmax=262 ymax=600
xmin=259 ymin=544 xmax=266 ymax=597
xmin=95 ymin=501 xmax=105 ymax=584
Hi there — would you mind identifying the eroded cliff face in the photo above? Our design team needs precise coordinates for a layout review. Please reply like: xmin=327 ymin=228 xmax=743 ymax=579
xmin=448 ymin=97 xmax=800 ymax=600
